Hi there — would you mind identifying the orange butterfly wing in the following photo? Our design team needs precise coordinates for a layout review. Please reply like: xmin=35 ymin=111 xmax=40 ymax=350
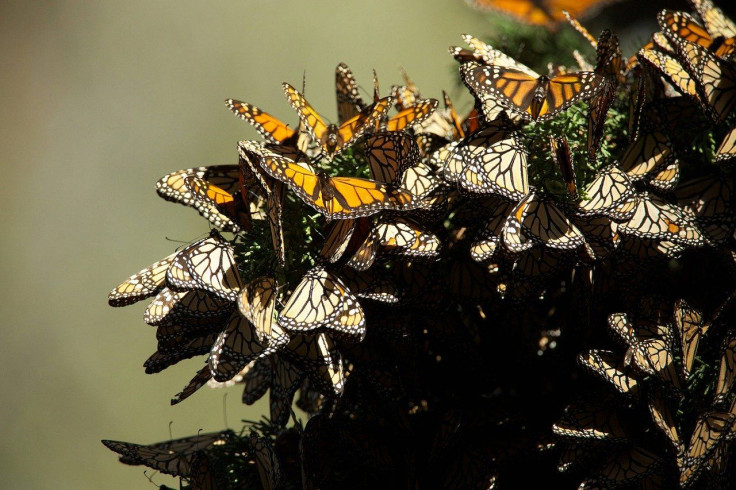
xmin=282 ymin=83 xmax=329 ymax=143
xmin=226 ymin=99 xmax=295 ymax=143
xmin=385 ymin=99 xmax=439 ymax=131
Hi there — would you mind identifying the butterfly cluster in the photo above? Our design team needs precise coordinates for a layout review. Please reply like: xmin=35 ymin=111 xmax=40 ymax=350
xmin=105 ymin=1 xmax=736 ymax=488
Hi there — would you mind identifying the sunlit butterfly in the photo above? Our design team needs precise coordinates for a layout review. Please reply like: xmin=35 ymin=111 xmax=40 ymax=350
xmin=638 ymin=48 xmax=699 ymax=99
xmin=715 ymin=126 xmax=736 ymax=164
xmin=675 ymin=175 xmax=734 ymax=245
xmin=165 ymin=231 xmax=243 ymax=302
xmin=363 ymin=131 xmax=419 ymax=184
xmin=155 ymin=166 xmax=246 ymax=232
xmin=108 ymin=252 xmax=177 ymax=307
xmin=618 ymin=192 xmax=703 ymax=247
xmin=659 ymin=10 xmax=736 ymax=59
xmin=578 ymin=349 xmax=640 ymax=396
xmin=689 ymin=0 xmax=736 ymax=40
xmin=464 ymin=0 xmax=621 ymax=27
xmin=619 ymin=132 xmax=677 ymax=182
xmin=335 ymin=62 xmax=367 ymax=124
xmin=283 ymin=82 xmax=392 ymax=160
xmin=185 ymin=176 xmax=253 ymax=232
xmin=503 ymin=189 xmax=585 ymax=253
xmin=278 ymin=266 xmax=365 ymax=340
xmin=239 ymin=140 xmax=417 ymax=219
xmin=446 ymin=118 xmax=529 ymax=200
xmin=648 ymin=389 xmax=682 ymax=452
xmin=460 ymin=61 xmax=605 ymax=122
xmin=678 ymin=39 xmax=736 ymax=122
xmin=576 ymin=165 xmax=636 ymax=222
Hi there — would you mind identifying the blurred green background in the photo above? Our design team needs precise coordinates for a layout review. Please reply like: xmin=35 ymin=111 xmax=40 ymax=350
xmin=0 ymin=0 xmax=700 ymax=488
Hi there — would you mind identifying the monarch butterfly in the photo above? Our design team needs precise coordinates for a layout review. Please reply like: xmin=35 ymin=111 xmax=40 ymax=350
xmin=659 ymin=10 xmax=736 ymax=59
xmin=715 ymin=335 xmax=736 ymax=403
xmin=607 ymin=312 xmax=669 ymax=346
xmin=446 ymin=119 xmax=529 ymax=200
xmin=339 ymin=266 xmax=401 ymax=304
xmin=619 ymin=132 xmax=677 ymax=182
xmin=286 ymin=333 xmax=346 ymax=397
xmin=638 ymin=48 xmax=699 ymax=99
xmin=348 ymin=217 xmax=442 ymax=271
xmin=171 ymin=364 xmax=213 ymax=405
xmin=238 ymin=146 xmax=287 ymax=266
xmin=278 ymin=267 xmax=365 ymax=340
xmin=108 ymin=252 xmax=177 ymax=307
xmin=587 ymin=78 xmax=616 ymax=162
xmin=619 ymin=235 xmax=687 ymax=260
xmin=143 ymin=287 xmax=232 ymax=327
xmin=549 ymin=135 xmax=578 ymax=198
xmin=675 ymin=175 xmax=734 ymax=245
xmin=715 ymin=126 xmax=736 ymax=163
xmin=165 ymin=232 xmax=243 ymax=302
xmin=363 ymin=131 xmax=419 ymax=184
xmin=689 ymin=0 xmax=736 ymax=40
xmin=318 ymin=217 xmax=374 ymax=267
xmin=250 ymin=433 xmax=282 ymax=490
xmin=678 ymin=39 xmax=736 ymax=122
xmin=470 ymin=197 xmax=516 ymax=263
xmin=384 ymin=98 xmax=439 ymax=133
xmin=463 ymin=0 xmax=620 ymax=27
xmin=241 ymin=357 xmax=272 ymax=405
xmin=283 ymin=83 xmax=392 ymax=160
xmin=460 ymin=61 xmax=605 ymax=122
xmin=581 ymin=446 xmax=662 ymax=488
xmin=576 ymin=216 xmax=619 ymax=260
xmin=648 ymin=389 xmax=682 ymax=452
xmin=335 ymin=62 xmax=367 ymax=124
xmin=626 ymin=338 xmax=682 ymax=392
xmin=226 ymin=98 xmax=297 ymax=144
xmin=576 ymin=165 xmax=636 ymax=222
xmin=674 ymin=299 xmax=709 ymax=379
xmin=209 ymin=306 xmax=288 ymax=383
xmin=239 ymin=141 xmax=417 ymax=219
xmin=144 ymin=335 xmax=220 ymax=375
xmin=268 ymin=355 xmax=306 ymax=426
xmin=578 ymin=349 xmax=640 ymax=396
xmin=413 ymin=91 xmax=464 ymax=142
xmin=184 ymin=176 xmax=253 ymax=232
xmin=503 ymin=189 xmax=585 ymax=253
xmin=155 ymin=165 xmax=247 ymax=232
xmin=552 ymin=399 xmax=629 ymax=441
xmin=102 ymin=431 xmax=233 ymax=478
xmin=389 ymin=67 xmax=423 ymax=111
xmin=618 ymin=192 xmax=704 ymax=246
xmin=155 ymin=323 xmax=220 ymax=357
xmin=680 ymin=411 xmax=736 ymax=487
xmin=648 ymin=159 xmax=680 ymax=192
xmin=458 ymin=34 xmax=540 ymax=76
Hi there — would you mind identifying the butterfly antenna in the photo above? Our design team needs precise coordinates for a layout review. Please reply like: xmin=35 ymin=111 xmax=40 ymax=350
xmin=301 ymin=70 xmax=307 ymax=95
xmin=168 ymin=421 xmax=174 ymax=440
xmin=222 ymin=392 xmax=229 ymax=429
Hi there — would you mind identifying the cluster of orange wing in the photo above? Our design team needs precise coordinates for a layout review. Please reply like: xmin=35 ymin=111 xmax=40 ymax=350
xmin=105 ymin=1 xmax=736 ymax=488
